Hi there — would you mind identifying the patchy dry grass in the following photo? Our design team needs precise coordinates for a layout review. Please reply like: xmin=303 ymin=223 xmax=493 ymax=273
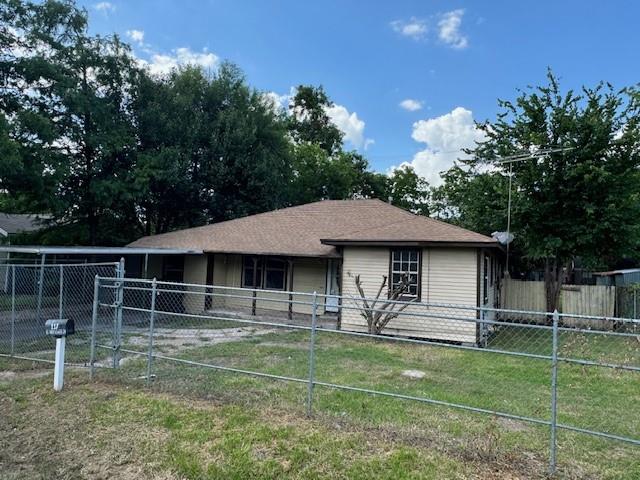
xmin=1 ymin=323 xmax=639 ymax=479
xmin=1 ymin=361 xmax=514 ymax=480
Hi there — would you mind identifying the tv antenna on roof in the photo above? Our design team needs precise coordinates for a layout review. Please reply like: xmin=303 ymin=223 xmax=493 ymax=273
xmin=490 ymin=146 xmax=575 ymax=276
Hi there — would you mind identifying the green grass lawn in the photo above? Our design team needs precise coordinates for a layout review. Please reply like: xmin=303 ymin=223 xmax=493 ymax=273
xmin=96 ymin=325 xmax=640 ymax=479
xmin=2 ymin=323 xmax=639 ymax=479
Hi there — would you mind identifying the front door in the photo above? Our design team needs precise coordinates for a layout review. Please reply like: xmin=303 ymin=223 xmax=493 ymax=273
xmin=325 ymin=259 xmax=341 ymax=313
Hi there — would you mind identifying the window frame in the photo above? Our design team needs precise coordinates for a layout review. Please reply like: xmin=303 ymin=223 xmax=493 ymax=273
xmin=483 ymin=255 xmax=489 ymax=305
xmin=389 ymin=248 xmax=422 ymax=300
xmin=242 ymin=256 xmax=263 ymax=289
xmin=241 ymin=256 xmax=288 ymax=291
xmin=489 ymin=255 xmax=494 ymax=287
xmin=264 ymin=257 xmax=288 ymax=291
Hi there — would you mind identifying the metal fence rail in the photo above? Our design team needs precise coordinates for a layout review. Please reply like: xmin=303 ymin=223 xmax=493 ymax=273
xmin=0 ymin=262 xmax=120 ymax=365
xmin=82 ymin=276 xmax=640 ymax=475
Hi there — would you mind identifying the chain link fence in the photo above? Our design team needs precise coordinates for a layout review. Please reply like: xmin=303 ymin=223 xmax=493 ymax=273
xmin=84 ymin=276 xmax=640 ymax=476
xmin=0 ymin=261 xmax=119 ymax=365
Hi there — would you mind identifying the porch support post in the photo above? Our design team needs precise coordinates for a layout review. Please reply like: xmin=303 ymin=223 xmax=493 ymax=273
xmin=288 ymin=259 xmax=293 ymax=321
xmin=251 ymin=257 xmax=257 ymax=316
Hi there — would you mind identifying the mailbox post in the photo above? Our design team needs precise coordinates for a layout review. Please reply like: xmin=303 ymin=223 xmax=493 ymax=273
xmin=45 ymin=319 xmax=75 ymax=391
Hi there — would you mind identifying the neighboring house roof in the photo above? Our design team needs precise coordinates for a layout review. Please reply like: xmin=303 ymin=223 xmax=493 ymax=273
xmin=128 ymin=199 xmax=499 ymax=258
xmin=0 ymin=213 xmax=49 ymax=237
xmin=593 ymin=268 xmax=640 ymax=277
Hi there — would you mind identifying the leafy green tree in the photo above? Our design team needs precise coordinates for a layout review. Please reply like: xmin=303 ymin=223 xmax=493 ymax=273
xmin=1 ymin=0 xmax=139 ymax=245
xmin=1 ymin=0 xmax=432 ymax=246
xmin=288 ymin=85 xmax=343 ymax=155
xmin=450 ymin=71 xmax=640 ymax=313
xmin=132 ymin=64 xmax=293 ymax=234
xmin=430 ymin=164 xmax=510 ymax=234
xmin=387 ymin=165 xmax=430 ymax=216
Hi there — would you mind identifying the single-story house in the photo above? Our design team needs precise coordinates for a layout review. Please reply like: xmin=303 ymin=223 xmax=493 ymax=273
xmin=0 ymin=213 xmax=50 ymax=290
xmin=0 ymin=213 xmax=49 ymax=244
xmin=129 ymin=199 xmax=502 ymax=344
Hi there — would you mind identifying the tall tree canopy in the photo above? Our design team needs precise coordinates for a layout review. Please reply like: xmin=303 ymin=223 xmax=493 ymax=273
xmin=0 ymin=0 xmax=442 ymax=246
xmin=288 ymin=85 xmax=343 ymax=156
xmin=387 ymin=165 xmax=430 ymax=216
xmin=436 ymin=71 xmax=640 ymax=312
xmin=132 ymin=64 xmax=292 ymax=236
xmin=1 ymin=0 xmax=139 ymax=244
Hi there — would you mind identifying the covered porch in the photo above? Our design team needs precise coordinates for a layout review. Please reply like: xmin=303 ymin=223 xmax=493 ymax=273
xmin=147 ymin=253 xmax=342 ymax=318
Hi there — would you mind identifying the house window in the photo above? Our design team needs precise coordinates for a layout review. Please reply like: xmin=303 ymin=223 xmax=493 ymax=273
xmin=242 ymin=256 xmax=287 ymax=290
xmin=162 ymin=256 xmax=184 ymax=282
xmin=265 ymin=258 xmax=287 ymax=290
xmin=242 ymin=256 xmax=263 ymax=288
xmin=390 ymin=249 xmax=420 ymax=298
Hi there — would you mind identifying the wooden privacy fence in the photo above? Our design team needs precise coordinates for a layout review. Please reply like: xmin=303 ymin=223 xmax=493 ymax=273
xmin=501 ymin=279 xmax=617 ymax=327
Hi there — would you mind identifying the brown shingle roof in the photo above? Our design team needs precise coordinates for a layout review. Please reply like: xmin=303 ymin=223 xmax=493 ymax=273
xmin=128 ymin=199 xmax=498 ymax=257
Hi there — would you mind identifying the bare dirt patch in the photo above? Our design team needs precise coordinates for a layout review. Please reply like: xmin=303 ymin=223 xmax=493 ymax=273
xmin=125 ymin=326 xmax=279 ymax=353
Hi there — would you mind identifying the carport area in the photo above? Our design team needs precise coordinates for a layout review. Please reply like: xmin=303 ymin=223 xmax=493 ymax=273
xmin=0 ymin=245 xmax=202 ymax=281
xmin=0 ymin=245 xmax=201 ymax=364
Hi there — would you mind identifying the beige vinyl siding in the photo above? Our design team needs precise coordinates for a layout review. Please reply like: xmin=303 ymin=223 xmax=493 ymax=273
xmin=291 ymin=258 xmax=327 ymax=314
xmin=183 ymin=255 xmax=208 ymax=313
xmin=341 ymin=246 xmax=478 ymax=344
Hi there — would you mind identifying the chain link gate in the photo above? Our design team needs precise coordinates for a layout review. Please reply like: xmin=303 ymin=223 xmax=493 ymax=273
xmin=0 ymin=261 xmax=120 ymax=365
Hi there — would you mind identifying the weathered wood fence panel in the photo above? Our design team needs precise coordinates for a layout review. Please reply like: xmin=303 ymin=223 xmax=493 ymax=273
xmin=501 ymin=279 xmax=616 ymax=327
xmin=501 ymin=279 xmax=546 ymax=317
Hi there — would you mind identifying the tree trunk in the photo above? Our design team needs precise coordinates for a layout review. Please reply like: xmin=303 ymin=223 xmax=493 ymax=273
xmin=543 ymin=257 xmax=572 ymax=323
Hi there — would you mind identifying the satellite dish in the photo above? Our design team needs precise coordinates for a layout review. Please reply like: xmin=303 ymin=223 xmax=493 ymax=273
xmin=492 ymin=231 xmax=514 ymax=245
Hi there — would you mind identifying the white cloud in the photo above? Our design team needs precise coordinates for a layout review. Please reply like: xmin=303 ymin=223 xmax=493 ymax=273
xmin=94 ymin=2 xmax=115 ymax=13
xmin=264 ymin=87 xmax=373 ymax=150
xmin=262 ymin=91 xmax=290 ymax=113
xmin=390 ymin=18 xmax=427 ymax=40
xmin=126 ymin=29 xmax=145 ymax=45
xmin=438 ymin=9 xmax=468 ymax=49
xmin=402 ymin=107 xmax=486 ymax=186
xmin=137 ymin=47 xmax=219 ymax=76
xmin=325 ymin=104 xmax=373 ymax=151
xmin=399 ymin=99 xmax=423 ymax=112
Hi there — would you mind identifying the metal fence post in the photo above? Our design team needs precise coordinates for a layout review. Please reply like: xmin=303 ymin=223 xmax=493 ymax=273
xmin=479 ymin=307 xmax=486 ymax=347
xmin=35 ymin=254 xmax=46 ymax=323
xmin=89 ymin=275 xmax=100 ymax=380
xmin=146 ymin=278 xmax=158 ymax=386
xmin=306 ymin=291 xmax=318 ymax=417
xmin=549 ymin=309 xmax=559 ymax=475
xmin=112 ymin=258 xmax=125 ymax=368
xmin=10 ymin=265 xmax=16 ymax=356
xmin=58 ymin=265 xmax=64 ymax=320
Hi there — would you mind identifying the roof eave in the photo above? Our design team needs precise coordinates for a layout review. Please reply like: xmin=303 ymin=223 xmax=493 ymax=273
xmin=201 ymin=248 xmax=342 ymax=259
xmin=320 ymin=239 xmax=501 ymax=249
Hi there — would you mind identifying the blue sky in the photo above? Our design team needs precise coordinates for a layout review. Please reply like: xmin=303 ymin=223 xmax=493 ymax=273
xmin=81 ymin=0 xmax=639 ymax=184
